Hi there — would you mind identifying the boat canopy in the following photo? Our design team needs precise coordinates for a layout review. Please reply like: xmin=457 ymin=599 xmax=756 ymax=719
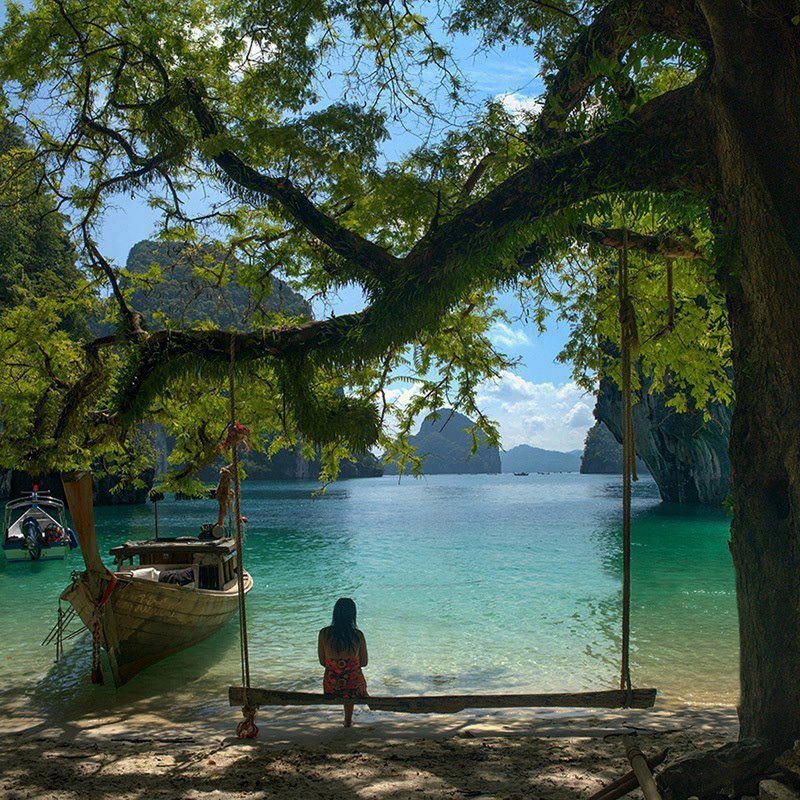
xmin=109 ymin=538 xmax=238 ymax=559
xmin=5 ymin=493 xmax=65 ymax=512
xmin=110 ymin=537 xmax=240 ymax=591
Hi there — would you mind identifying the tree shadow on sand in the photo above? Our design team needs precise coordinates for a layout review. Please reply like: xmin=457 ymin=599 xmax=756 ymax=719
xmin=0 ymin=705 xmax=738 ymax=800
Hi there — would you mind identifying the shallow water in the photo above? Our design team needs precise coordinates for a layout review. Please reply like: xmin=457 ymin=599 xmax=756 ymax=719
xmin=0 ymin=473 xmax=738 ymax=722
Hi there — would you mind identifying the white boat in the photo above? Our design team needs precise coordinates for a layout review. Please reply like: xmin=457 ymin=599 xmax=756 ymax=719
xmin=2 ymin=487 xmax=78 ymax=562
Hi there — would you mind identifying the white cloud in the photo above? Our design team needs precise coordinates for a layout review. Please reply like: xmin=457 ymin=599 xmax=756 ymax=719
xmin=477 ymin=371 xmax=595 ymax=451
xmin=489 ymin=322 xmax=530 ymax=349
xmin=495 ymin=92 xmax=542 ymax=122
xmin=379 ymin=371 xmax=595 ymax=452
xmin=565 ymin=401 xmax=595 ymax=430
xmin=383 ymin=382 xmax=422 ymax=410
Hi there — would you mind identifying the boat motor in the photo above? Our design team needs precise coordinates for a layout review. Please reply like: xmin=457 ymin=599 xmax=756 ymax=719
xmin=22 ymin=517 xmax=44 ymax=560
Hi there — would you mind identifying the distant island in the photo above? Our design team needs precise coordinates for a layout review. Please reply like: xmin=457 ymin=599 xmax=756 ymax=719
xmin=385 ymin=409 xmax=501 ymax=475
xmin=382 ymin=411 xmax=655 ymax=477
xmin=501 ymin=444 xmax=582 ymax=473
xmin=385 ymin=410 xmax=592 ymax=476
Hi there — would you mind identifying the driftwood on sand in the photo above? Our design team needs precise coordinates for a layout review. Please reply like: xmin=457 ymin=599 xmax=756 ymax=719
xmin=589 ymin=748 xmax=668 ymax=800
xmin=622 ymin=736 xmax=662 ymax=800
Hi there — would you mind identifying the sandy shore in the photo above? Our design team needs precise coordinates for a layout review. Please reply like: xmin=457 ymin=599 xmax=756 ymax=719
xmin=0 ymin=701 xmax=738 ymax=799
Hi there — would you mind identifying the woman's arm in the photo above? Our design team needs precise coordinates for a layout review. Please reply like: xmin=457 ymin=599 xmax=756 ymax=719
xmin=359 ymin=631 xmax=368 ymax=667
xmin=318 ymin=629 xmax=327 ymax=666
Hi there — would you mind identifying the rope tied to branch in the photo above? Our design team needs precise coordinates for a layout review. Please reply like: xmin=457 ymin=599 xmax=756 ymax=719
xmin=222 ymin=421 xmax=252 ymax=451
xmin=229 ymin=333 xmax=258 ymax=739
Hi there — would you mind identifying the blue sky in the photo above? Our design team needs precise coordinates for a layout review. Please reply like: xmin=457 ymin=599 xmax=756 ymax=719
xmin=6 ymin=5 xmax=595 ymax=453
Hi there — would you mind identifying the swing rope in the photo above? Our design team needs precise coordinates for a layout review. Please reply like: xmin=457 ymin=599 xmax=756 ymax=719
xmin=618 ymin=228 xmax=638 ymax=699
xmin=229 ymin=334 xmax=258 ymax=739
xmin=225 ymin=236 xmax=657 ymax=716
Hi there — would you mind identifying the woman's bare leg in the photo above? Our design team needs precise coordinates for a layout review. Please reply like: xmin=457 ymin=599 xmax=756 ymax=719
xmin=344 ymin=701 xmax=354 ymax=727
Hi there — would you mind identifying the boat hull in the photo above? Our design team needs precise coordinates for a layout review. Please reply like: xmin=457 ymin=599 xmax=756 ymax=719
xmin=3 ymin=543 xmax=71 ymax=561
xmin=62 ymin=570 xmax=253 ymax=686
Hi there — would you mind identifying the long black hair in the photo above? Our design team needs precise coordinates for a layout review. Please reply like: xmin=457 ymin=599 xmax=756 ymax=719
xmin=325 ymin=597 xmax=361 ymax=651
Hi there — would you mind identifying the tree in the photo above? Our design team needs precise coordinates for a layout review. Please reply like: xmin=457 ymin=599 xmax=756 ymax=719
xmin=0 ymin=120 xmax=156 ymax=487
xmin=0 ymin=117 xmax=86 ymax=331
xmin=0 ymin=0 xmax=798 ymax=746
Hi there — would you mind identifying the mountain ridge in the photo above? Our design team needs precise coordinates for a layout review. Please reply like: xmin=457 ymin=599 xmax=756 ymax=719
xmin=501 ymin=444 xmax=582 ymax=473
xmin=385 ymin=409 xmax=501 ymax=475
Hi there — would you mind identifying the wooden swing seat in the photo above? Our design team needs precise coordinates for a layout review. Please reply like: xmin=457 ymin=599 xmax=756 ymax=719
xmin=229 ymin=687 xmax=657 ymax=713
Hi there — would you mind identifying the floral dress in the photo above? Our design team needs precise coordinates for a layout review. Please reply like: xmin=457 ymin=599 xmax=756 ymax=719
xmin=323 ymin=655 xmax=368 ymax=698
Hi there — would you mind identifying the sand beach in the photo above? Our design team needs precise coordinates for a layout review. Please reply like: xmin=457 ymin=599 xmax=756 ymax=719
xmin=0 ymin=701 xmax=738 ymax=800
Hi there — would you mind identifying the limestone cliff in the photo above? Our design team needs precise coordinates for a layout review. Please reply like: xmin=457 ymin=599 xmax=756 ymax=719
xmin=0 ymin=469 xmax=153 ymax=505
xmin=594 ymin=375 xmax=731 ymax=505
xmin=502 ymin=445 xmax=582 ymax=473
xmin=124 ymin=240 xmax=311 ymax=327
xmin=580 ymin=422 xmax=649 ymax=475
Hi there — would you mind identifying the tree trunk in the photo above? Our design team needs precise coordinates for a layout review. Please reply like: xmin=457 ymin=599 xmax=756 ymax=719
xmin=705 ymin=2 xmax=800 ymax=746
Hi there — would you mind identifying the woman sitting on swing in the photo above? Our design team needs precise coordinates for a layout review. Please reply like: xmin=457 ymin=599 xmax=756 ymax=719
xmin=318 ymin=597 xmax=368 ymax=727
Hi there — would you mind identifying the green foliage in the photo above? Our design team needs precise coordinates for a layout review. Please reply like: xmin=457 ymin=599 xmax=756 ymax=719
xmin=0 ymin=0 xmax=734 ymax=489
xmin=0 ymin=300 xmax=79 ymax=465
xmin=0 ymin=119 xmax=88 ymax=335
xmin=516 ymin=195 xmax=731 ymax=414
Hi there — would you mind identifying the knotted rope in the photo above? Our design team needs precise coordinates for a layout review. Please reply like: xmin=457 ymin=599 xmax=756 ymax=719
xmin=90 ymin=573 xmax=118 ymax=684
xmin=228 ymin=334 xmax=258 ymax=738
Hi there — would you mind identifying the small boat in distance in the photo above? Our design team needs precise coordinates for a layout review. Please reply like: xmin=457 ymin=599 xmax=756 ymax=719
xmin=513 ymin=472 xmax=529 ymax=476
xmin=59 ymin=472 xmax=252 ymax=687
xmin=2 ymin=486 xmax=78 ymax=562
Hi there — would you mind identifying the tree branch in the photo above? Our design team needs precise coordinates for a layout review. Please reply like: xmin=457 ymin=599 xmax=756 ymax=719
xmin=110 ymin=314 xmax=367 ymax=421
xmin=81 ymin=118 xmax=177 ymax=190
xmin=182 ymin=78 xmax=400 ymax=286
xmin=457 ymin=151 xmax=497 ymax=202
xmin=577 ymin=225 xmax=704 ymax=258
xmin=42 ymin=76 xmax=713 ymax=457
xmin=108 ymin=82 xmax=711 ymax=425
xmin=534 ymin=0 xmax=710 ymax=142
xmin=409 ymin=80 xmax=712 ymax=276
xmin=81 ymin=221 xmax=146 ymax=336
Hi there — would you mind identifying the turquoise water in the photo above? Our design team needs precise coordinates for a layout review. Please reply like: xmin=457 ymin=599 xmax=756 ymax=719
xmin=0 ymin=474 xmax=738 ymax=721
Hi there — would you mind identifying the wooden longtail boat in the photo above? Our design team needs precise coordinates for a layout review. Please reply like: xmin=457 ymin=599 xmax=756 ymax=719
xmin=59 ymin=472 xmax=252 ymax=687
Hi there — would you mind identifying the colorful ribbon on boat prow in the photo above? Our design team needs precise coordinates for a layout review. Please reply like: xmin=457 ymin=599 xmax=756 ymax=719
xmin=90 ymin=572 xmax=118 ymax=685
xmin=98 ymin=572 xmax=118 ymax=608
